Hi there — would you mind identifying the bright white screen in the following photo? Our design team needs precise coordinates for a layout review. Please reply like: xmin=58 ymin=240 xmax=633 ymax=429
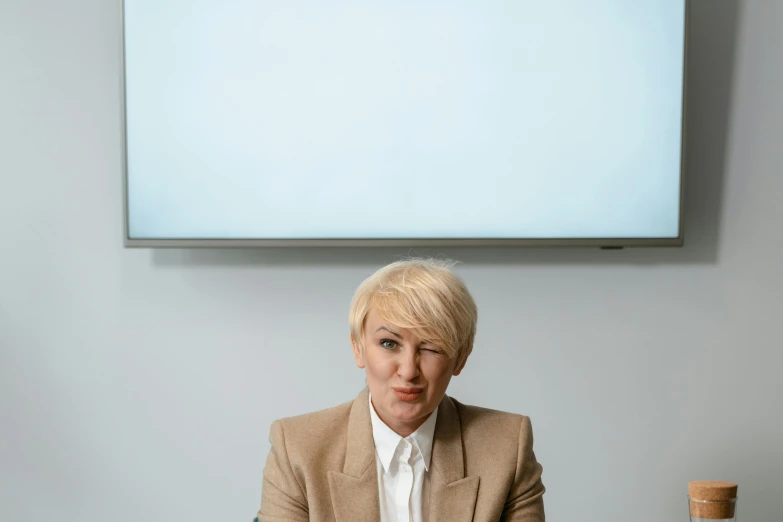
xmin=124 ymin=0 xmax=685 ymax=240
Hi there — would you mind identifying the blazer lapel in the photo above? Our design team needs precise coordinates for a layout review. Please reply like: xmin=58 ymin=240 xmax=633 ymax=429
xmin=429 ymin=395 xmax=480 ymax=522
xmin=327 ymin=388 xmax=381 ymax=522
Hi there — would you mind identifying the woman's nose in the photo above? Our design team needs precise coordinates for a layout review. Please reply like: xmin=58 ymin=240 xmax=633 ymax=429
xmin=397 ymin=348 xmax=420 ymax=381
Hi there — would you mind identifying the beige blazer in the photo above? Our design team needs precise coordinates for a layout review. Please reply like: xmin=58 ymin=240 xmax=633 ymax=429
xmin=257 ymin=388 xmax=545 ymax=522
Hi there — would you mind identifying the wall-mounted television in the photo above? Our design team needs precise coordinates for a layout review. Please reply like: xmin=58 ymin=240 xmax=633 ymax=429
xmin=122 ymin=0 xmax=688 ymax=247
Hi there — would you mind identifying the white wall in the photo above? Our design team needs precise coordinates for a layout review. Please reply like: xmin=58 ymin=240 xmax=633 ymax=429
xmin=1 ymin=1 xmax=780 ymax=521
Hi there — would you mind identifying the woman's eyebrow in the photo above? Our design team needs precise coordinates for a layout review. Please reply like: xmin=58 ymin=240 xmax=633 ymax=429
xmin=375 ymin=326 xmax=402 ymax=339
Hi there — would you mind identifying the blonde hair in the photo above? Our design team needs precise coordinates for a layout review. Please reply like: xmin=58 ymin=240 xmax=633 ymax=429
xmin=349 ymin=257 xmax=478 ymax=368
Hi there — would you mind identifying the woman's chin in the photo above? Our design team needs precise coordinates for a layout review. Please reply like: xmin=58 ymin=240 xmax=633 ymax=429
xmin=389 ymin=401 xmax=430 ymax=420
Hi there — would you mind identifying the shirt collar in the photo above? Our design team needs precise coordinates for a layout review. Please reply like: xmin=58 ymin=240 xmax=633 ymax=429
xmin=369 ymin=393 xmax=438 ymax=473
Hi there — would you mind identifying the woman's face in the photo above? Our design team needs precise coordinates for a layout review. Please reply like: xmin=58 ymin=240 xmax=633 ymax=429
xmin=351 ymin=308 xmax=466 ymax=437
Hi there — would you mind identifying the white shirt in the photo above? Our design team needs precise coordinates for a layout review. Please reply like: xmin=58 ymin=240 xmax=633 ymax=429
xmin=369 ymin=394 xmax=438 ymax=522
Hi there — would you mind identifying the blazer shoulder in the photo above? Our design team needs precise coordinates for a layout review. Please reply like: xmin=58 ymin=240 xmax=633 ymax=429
xmin=269 ymin=398 xmax=354 ymax=464
xmin=451 ymin=396 xmax=530 ymax=423
xmin=450 ymin=397 xmax=534 ymax=447
xmin=274 ymin=397 xmax=353 ymax=436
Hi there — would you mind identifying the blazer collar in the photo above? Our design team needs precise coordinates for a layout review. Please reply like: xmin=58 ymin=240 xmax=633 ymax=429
xmin=431 ymin=392 xmax=465 ymax=483
xmin=343 ymin=387 xmax=376 ymax=478
xmin=429 ymin=391 xmax=480 ymax=522
xmin=328 ymin=388 xmax=479 ymax=522
xmin=327 ymin=387 xmax=380 ymax=521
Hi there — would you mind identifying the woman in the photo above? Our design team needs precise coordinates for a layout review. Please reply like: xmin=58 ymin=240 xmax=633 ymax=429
xmin=256 ymin=258 xmax=545 ymax=521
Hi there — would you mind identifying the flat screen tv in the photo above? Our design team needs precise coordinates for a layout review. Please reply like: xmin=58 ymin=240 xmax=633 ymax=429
xmin=122 ymin=0 xmax=688 ymax=247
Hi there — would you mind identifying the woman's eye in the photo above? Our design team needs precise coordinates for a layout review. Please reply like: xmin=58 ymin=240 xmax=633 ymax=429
xmin=379 ymin=339 xmax=397 ymax=349
xmin=421 ymin=347 xmax=442 ymax=354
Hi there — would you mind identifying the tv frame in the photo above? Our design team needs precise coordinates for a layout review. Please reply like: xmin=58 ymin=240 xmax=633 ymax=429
xmin=121 ymin=0 xmax=689 ymax=248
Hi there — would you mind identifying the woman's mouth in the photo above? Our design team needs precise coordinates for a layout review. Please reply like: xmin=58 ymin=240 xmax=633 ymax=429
xmin=392 ymin=387 xmax=424 ymax=402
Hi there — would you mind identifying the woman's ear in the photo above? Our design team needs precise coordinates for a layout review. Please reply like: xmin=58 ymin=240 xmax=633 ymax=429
xmin=350 ymin=333 xmax=366 ymax=369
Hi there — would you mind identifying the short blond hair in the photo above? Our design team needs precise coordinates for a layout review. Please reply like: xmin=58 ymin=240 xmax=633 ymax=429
xmin=349 ymin=258 xmax=478 ymax=367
